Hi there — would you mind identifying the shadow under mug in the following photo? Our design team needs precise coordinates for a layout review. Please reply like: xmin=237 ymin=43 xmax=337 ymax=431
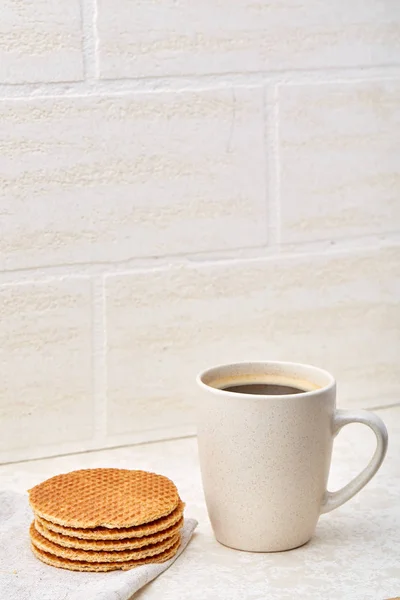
xmin=196 ymin=361 xmax=388 ymax=552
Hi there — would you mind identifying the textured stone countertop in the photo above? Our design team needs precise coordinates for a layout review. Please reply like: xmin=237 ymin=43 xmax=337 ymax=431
xmin=1 ymin=405 xmax=399 ymax=600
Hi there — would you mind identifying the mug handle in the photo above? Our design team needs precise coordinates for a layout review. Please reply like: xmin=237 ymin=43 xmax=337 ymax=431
xmin=321 ymin=409 xmax=388 ymax=514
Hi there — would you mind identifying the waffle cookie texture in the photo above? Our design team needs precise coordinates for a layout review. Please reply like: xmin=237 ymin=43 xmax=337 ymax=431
xmin=36 ymin=499 xmax=185 ymax=540
xmin=28 ymin=468 xmax=184 ymax=572
xmin=28 ymin=469 xmax=180 ymax=527
xmin=30 ymin=537 xmax=181 ymax=572
xmin=34 ymin=516 xmax=184 ymax=550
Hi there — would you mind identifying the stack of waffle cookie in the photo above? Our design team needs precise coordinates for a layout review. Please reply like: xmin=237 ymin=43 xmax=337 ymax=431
xmin=28 ymin=468 xmax=185 ymax=572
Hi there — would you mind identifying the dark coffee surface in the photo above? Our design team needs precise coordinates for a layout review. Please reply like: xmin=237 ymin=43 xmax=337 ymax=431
xmin=222 ymin=383 xmax=306 ymax=395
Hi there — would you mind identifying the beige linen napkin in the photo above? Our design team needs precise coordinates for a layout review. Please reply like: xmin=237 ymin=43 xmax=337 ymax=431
xmin=0 ymin=490 xmax=197 ymax=600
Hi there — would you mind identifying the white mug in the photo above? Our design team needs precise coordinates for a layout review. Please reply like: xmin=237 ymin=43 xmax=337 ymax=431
xmin=196 ymin=361 xmax=388 ymax=552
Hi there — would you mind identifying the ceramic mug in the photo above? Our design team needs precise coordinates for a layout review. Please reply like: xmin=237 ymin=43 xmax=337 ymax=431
xmin=196 ymin=361 xmax=388 ymax=552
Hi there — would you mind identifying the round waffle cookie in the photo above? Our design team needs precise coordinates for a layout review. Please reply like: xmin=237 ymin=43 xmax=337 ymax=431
xmin=31 ymin=537 xmax=181 ymax=572
xmin=28 ymin=469 xmax=180 ymax=528
xmin=35 ymin=516 xmax=184 ymax=551
xmin=36 ymin=499 xmax=185 ymax=540
xmin=30 ymin=522 xmax=180 ymax=563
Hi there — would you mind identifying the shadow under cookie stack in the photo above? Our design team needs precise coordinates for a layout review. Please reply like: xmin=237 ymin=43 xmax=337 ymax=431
xmin=28 ymin=468 xmax=185 ymax=572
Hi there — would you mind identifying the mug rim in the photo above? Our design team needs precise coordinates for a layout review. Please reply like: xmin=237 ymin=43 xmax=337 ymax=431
xmin=197 ymin=360 xmax=336 ymax=399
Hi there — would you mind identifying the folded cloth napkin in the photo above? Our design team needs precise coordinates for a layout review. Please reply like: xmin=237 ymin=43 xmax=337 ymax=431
xmin=0 ymin=490 xmax=197 ymax=600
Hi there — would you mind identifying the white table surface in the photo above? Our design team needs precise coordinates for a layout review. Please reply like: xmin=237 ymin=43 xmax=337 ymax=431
xmin=1 ymin=405 xmax=399 ymax=600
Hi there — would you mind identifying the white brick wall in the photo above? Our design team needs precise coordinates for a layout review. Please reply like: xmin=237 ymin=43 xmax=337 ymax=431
xmin=1 ymin=1 xmax=400 ymax=462
xmin=1 ymin=0 xmax=83 ymax=83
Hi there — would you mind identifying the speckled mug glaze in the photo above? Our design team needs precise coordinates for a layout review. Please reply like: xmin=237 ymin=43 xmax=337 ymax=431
xmin=196 ymin=361 xmax=388 ymax=552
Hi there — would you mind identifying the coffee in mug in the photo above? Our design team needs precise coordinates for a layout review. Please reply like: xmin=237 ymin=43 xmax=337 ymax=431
xmin=196 ymin=361 xmax=388 ymax=552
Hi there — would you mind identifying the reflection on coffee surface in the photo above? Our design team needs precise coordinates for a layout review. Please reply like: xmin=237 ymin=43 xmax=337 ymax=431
xmin=222 ymin=383 xmax=307 ymax=395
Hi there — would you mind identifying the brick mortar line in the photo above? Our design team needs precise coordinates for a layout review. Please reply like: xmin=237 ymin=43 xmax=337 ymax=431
xmin=80 ymin=0 xmax=99 ymax=80
xmin=0 ymin=235 xmax=399 ymax=286
xmin=0 ymin=65 xmax=400 ymax=99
